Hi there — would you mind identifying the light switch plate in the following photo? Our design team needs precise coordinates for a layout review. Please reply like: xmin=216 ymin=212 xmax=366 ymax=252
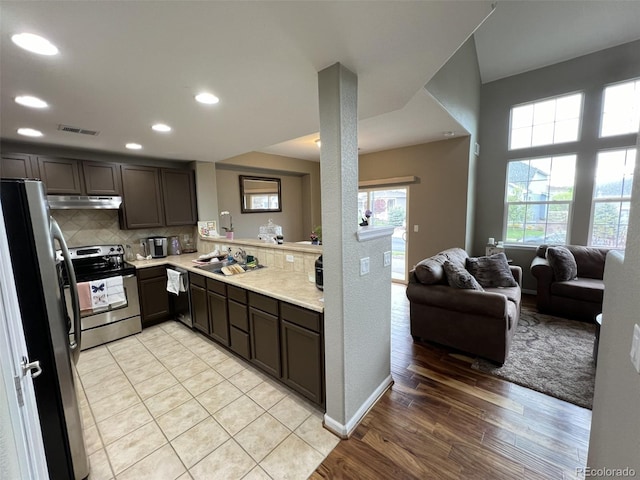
xmin=286 ymin=255 xmax=294 ymax=263
xmin=630 ymin=324 xmax=640 ymax=374
xmin=360 ymin=257 xmax=370 ymax=276
xmin=383 ymin=251 xmax=391 ymax=267
xmin=413 ymin=225 xmax=419 ymax=233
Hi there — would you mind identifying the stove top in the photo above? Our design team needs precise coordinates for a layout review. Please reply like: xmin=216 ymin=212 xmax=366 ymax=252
xmin=59 ymin=244 xmax=136 ymax=284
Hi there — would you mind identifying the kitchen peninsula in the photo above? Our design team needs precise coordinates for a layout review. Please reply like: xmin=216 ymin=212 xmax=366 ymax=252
xmin=129 ymin=240 xmax=325 ymax=406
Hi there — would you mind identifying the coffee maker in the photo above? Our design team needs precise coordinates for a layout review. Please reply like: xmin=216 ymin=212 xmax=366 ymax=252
xmin=145 ymin=236 xmax=167 ymax=258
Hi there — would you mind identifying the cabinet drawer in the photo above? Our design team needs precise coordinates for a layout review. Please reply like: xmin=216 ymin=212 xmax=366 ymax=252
xmin=206 ymin=278 xmax=226 ymax=295
xmin=137 ymin=266 xmax=166 ymax=280
xmin=230 ymin=326 xmax=250 ymax=360
xmin=228 ymin=300 xmax=249 ymax=331
xmin=227 ymin=285 xmax=247 ymax=304
xmin=248 ymin=292 xmax=278 ymax=316
xmin=281 ymin=303 xmax=321 ymax=333
xmin=190 ymin=273 xmax=206 ymax=288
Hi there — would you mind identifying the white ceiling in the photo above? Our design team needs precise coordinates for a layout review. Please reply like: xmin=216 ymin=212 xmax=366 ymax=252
xmin=1 ymin=1 xmax=639 ymax=164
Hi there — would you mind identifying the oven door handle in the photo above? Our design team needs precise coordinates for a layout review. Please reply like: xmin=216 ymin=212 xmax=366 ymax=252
xmin=50 ymin=217 xmax=81 ymax=363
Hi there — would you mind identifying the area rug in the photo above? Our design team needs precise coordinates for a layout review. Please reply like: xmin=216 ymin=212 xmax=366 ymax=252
xmin=471 ymin=307 xmax=596 ymax=409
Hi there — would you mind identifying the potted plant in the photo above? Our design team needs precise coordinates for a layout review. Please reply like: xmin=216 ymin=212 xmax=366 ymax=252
xmin=220 ymin=211 xmax=234 ymax=239
xmin=310 ymin=225 xmax=322 ymax=244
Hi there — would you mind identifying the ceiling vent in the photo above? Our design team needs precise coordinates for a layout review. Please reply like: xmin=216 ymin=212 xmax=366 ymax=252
xmin=57 ymin=124 xmax=99 ymax=136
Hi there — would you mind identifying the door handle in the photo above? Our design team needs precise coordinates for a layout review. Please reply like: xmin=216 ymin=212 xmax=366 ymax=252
xmin=21 ymin=356 xmax=42 ymax=379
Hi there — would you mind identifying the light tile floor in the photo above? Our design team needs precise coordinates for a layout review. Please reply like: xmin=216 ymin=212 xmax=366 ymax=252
xmin=75 ymin=320 xmax=339 ymax=480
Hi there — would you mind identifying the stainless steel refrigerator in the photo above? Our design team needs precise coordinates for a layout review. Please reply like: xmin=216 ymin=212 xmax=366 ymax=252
xmin=1 ymin=179 xmax=89 ymax=479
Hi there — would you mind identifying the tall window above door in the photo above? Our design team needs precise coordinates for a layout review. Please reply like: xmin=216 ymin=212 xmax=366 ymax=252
xmin=509 ymin=92 xmax=583 ymax=150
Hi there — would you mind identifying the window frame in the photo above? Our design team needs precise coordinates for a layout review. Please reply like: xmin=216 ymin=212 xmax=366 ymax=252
xmin=508 ymin=91 xmax=585 ymax=151
xmin=587 ymin=146 xmax=636 ymax=248
xmin=503 ymin=154 xmax=578 ymax=246
xmin=599 ymin=77 xmax=640 ymax=138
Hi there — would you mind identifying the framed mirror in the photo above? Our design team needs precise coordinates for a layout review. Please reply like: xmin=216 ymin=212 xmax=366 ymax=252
xmin=240 ymin=175 xmax=282 ymax=213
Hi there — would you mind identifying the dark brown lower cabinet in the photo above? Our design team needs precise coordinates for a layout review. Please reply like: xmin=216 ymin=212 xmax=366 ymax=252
xmin=190 ymin=283 xmax=209 ymax=335
xmin=281 ymin=320 xmax=323 ymax=405
xmin=250 ymin=307 xmax=281 ymax=377
xmin=208 ymin=291 xmax=229 ymax=346
xmin=187 ymin=276 xmax=324 ymax=406
xmin=137 ymin=267 xmax=170 ymax=327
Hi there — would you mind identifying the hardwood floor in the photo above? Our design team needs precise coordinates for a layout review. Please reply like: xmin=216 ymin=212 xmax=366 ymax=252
xmin=312 ymin=284 xmax=591 ymax=480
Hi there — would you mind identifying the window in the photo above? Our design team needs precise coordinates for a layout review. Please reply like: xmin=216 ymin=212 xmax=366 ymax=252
xmin=600 ymin=79 xmax=640 ymax=137
xmin=509 ymin=93 xmax=583 ymax=150
xmin=505 ymin=155 xmax=577 ymax=245
xmin=589 ymin=148 xmax=636 ymax=247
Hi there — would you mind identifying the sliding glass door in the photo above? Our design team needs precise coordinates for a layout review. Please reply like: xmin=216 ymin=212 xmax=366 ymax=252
xmin=358 ymin=187 xmax=408 ymax=282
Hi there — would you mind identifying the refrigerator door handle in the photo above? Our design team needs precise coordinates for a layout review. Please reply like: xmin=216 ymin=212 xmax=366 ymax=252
xmin=21 ymin=356 xmax=43 ymax=379
xmin=50 ymin=217 xmax=82 ymax=361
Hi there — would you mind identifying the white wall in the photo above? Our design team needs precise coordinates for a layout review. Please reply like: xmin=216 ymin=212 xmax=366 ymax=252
xmin=587 ymin=130 xmax=640 ymax=474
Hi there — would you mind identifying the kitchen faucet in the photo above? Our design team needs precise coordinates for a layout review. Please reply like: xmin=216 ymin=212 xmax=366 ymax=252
xmin=234 ymin=248 xmax=247 ymax=264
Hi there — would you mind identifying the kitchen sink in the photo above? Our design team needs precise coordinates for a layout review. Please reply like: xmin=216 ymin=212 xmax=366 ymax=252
xmin=195 ymin=262 xmax=266 ymax=275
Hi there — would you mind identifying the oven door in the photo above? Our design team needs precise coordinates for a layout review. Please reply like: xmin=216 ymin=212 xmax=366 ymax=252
xmin=65 ymin=274 xmax=141 ymax=350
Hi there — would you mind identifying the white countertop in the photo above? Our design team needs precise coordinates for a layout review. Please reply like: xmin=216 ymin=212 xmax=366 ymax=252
xmin=128 ymin=253 xmax=324 ymax=313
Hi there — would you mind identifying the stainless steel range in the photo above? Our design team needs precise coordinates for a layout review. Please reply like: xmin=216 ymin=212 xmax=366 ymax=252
xmin=61 ymin=244 xmax=141 ymax=350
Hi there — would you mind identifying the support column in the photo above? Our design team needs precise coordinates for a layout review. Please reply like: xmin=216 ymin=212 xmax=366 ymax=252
xmin=318 ymin=63 xmax=392 ymax=437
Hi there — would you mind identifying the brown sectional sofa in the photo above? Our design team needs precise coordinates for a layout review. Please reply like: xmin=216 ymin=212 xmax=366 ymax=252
xmin=406 ymin=248 xmax=522 ymax=365
xmin=530 ymin=244 xmax=610 ymax=322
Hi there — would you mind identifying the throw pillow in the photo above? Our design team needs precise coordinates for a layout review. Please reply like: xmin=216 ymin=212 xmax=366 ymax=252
xmin=546 ymin=246 xmax=578 ymax=281
xmin=443 ymin=261 xmax=484 ymax=291
xmin=466 ymin=253 xmax=517 ymax=288
xmin=414 ymin=254 xmax=448 ymax=284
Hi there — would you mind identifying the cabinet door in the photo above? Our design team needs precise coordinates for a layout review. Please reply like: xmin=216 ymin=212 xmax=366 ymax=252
xmin=37 ymin=157 xmax=83 ymax=194
xmin=83 ymin=161 xmax=121 ymax=195
xmin=161 ymin=168 xmax=197 ymax=226
xmin=190 ymin=284 xmax=209 ymax=335
xmin=208 ymin=291 xmax=229 ymax=346
xmin=1 ymin=154 xmax=37 ymax=179
xmin=249 ymin=307 xmax=281 ymax=377
xmin=138 ymin=276 xmax=171 ymax=327
xmin=120 ymin=165 xmax=164 ymax=229
xmin=281 ymin=320 xmax=323 ymax=405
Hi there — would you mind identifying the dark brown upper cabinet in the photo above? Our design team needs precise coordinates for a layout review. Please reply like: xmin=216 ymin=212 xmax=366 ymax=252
xmin=161 ymin=168 xmax=197 ymax=226
xmin=83 ymin=161 xmax=121 ymax=195
xmin=120 ymin=165 xmax=165 ymax=229
xmin=0 ymin=153 xmax=39 ymax=179
xmin=37 ymin=157 xmax=83 ymax=194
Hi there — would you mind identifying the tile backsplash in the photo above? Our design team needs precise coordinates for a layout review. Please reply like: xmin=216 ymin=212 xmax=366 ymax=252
xmin=52 ymin=209 xmax=195 ymax=253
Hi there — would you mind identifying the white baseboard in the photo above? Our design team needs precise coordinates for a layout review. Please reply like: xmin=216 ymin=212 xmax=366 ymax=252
xmin=323 ymin=374 xmax=393 ymax=439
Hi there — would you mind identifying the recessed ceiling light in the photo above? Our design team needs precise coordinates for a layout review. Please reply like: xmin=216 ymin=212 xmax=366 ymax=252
xmin=15 ymin=95 xmax=48 ymax=109
xmin=11 ymin=33 xmax=59 ymax=56
xmin=443 ymin=131 xmax=456 ymax=137
xmin=17 ymin=127 xmax=43 ymax=137
xmin=195 ymin=92 xmax=219 ymax=105
xmin=152 ymin=123 xmax=171 ymax=132
xmin=125 ymin=143 xmax=142 ymax=150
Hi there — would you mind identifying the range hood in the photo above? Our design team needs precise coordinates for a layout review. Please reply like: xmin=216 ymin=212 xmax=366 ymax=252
xmin=47 ymin=195 xmax=123 ymax=210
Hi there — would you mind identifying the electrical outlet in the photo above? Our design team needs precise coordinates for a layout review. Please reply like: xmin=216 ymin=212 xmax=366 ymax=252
xmin=286 ymin=255 xmax=294 ymax=263
xmin=383 ymin=251 xmax=391 ymax=267
xmin=360 ymin=257 xmax=370 ymax=276
xmin=413 ymin=225 xmax=419 ymax=233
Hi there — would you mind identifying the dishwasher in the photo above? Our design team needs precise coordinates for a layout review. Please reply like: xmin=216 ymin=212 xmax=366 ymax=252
xmin=167 ymin=266 xmax=192 ymax=328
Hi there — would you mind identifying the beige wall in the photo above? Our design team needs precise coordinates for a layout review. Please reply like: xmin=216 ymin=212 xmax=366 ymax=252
xmin=215 ymin=167 xmax=305 ymax=241
xmin=218 ymin=151 xmax=321 ymax=237
xmin=359 ymin=137 xmax=472 ymax=269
